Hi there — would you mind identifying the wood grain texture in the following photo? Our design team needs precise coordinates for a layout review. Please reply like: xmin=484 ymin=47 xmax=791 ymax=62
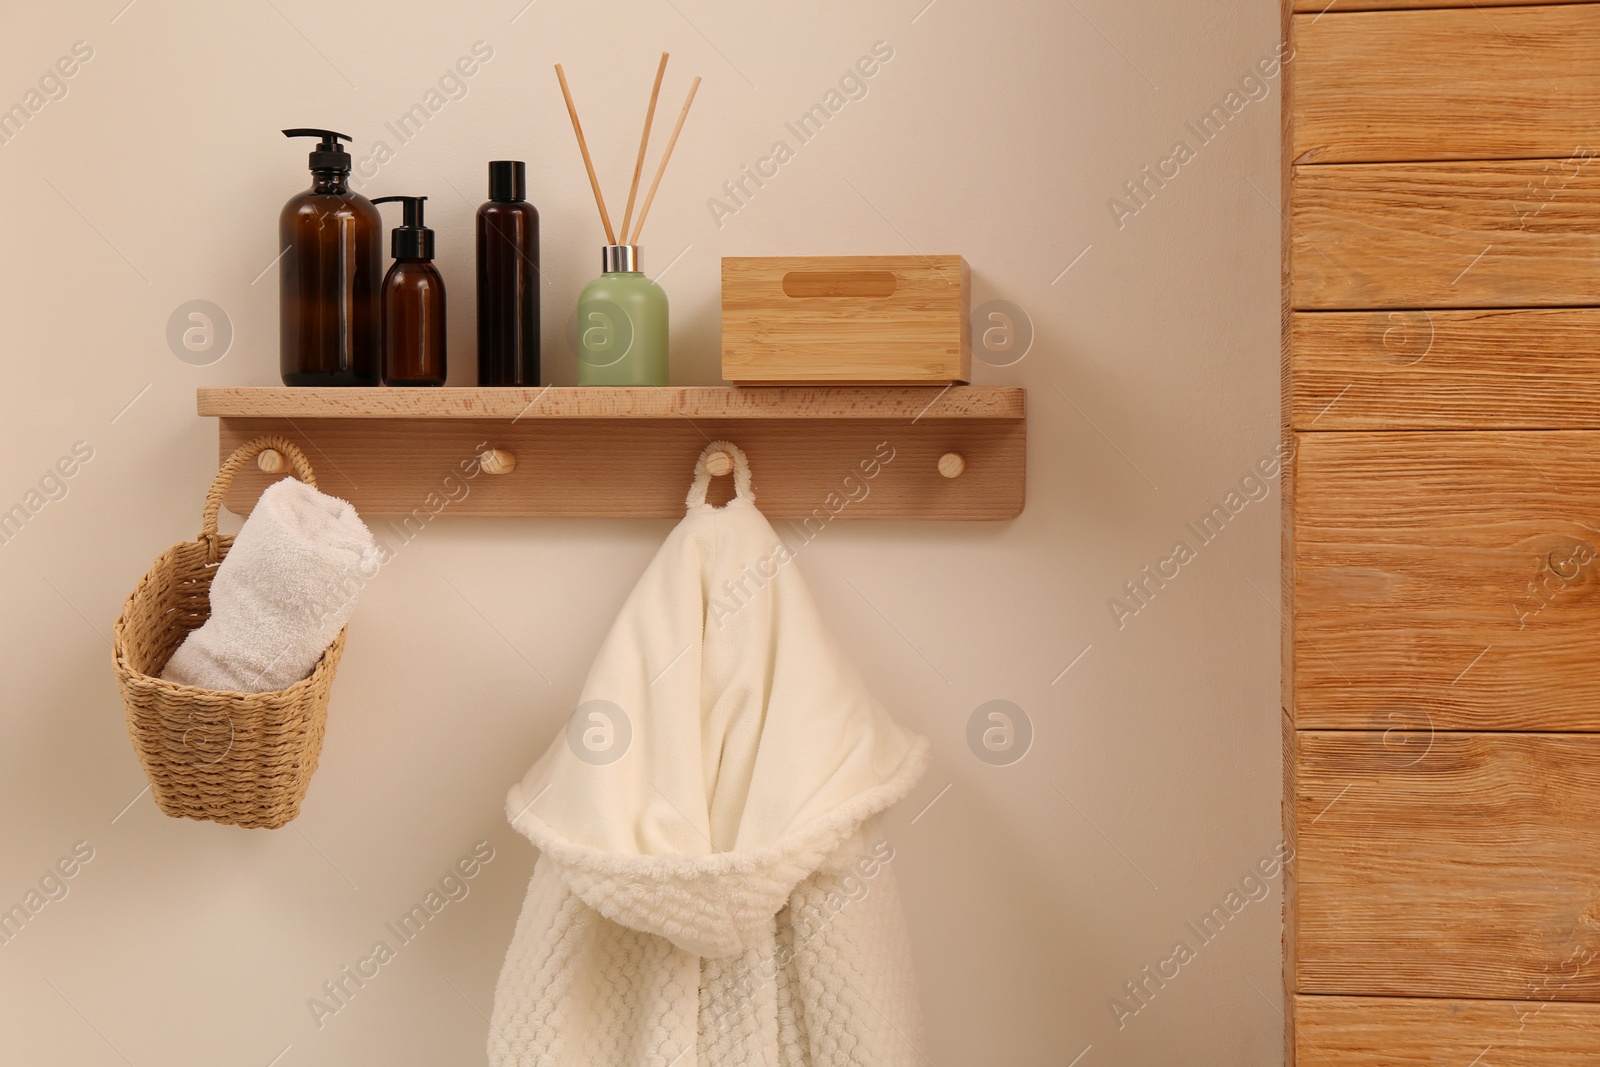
xmin=1282 ymin=0 xmax=1297 ymax=726
xmin=1294 ymin=996 xmax=1600 ymax=1064
xmin=1292 ymin=309 xmax=1600 ymax=429
xmin=1291 ymin=162 xmax=1600 ymax=309
xmin=1282 ymin=709 xmax=1298 ymax=1064
xmin=1296 ymin=731 xmax=1600 ymax=999
xmin=721 ymin=256 xmax=970 ymax=384
xmin=1294 ymin=430 xmax=1600 ymax=730
xmin=198 ymin=385 xmax=1023 ymax=420
xmin=1294 ymin=0 xmax=1588 ymax=9
xmin=215 ymin=414 xmax=1024 ymax=520
xmin=1281 ymin=5 xmax=1295 ymax=1049
xmin=1293 ymin=5 xmax=1600 ymax=163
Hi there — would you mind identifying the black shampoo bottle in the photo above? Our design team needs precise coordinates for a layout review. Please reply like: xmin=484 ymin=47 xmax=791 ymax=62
xmin=476 ymin=161 xmax=540 ymax=386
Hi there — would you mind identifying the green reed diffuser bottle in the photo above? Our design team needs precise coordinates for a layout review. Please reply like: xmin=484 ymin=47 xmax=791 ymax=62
xmin=554 ymin=51 xmax=699 ymax=387
xmin=577 ymin=245 xmax=668 ymax=386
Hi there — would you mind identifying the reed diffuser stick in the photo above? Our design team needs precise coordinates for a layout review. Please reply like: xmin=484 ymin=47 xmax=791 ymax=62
xmin=630 ymin=76 xmax=701 ymax=244
xmin=620 ymin=52 xmax=670 ymax=245
xmin=554 ymin=63 xmax=617 ymax=244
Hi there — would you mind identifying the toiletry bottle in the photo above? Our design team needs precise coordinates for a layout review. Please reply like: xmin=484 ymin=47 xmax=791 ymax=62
xmin=372 ymin=196 xmax=446 ymax=387
xmin=279 ymin=129 xmax=382 ymax=387
xmin=577 ymin=245 xmax=668 ymax=386
xmin=477 ymin=161 xmax=540 ymax=386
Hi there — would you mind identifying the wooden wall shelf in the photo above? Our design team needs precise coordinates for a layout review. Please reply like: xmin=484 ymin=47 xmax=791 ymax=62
xmin=196 ymin=386 xmax=1026 ymax=520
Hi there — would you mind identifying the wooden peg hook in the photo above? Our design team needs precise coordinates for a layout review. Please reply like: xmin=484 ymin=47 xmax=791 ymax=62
xmin=705 ymin=450 xmax=734 ymax=477
xmin=938 ymin=452 xmax=966 ymax=479
xmin=257 ymin=448 xmax=288 ymax=474
xmin=479 ymin=449 xmax=517 ymax=475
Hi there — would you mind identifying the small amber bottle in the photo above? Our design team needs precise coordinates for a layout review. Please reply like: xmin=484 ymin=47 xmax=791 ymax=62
xmin=373 ymin=196 xmax=446 ymax=387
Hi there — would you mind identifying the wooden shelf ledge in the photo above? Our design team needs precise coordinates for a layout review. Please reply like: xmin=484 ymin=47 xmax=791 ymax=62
xmin=197 ymin=386 xmax=1025 ymax=421
xmin=197 ymin=386 xmax=1026 ymax=521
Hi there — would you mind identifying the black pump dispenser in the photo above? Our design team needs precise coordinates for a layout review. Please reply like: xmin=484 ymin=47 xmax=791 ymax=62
xmin=373 ymin=194 xmax=446 ymax=386
xmin=279 ymin=126 xmax=381 ymax=386
xmin=282 ymin=128 xmax=354 ymax=173
xmin=372 ymin=196 xmax=434 ymax=260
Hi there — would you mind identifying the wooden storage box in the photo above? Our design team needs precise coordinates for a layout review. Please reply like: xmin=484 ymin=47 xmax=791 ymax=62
xmin=721 ymin=255 xmax=970 ymax=384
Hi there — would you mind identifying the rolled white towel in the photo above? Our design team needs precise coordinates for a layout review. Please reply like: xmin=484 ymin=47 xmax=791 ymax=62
xmin=162 ymin=477 xmax=379 ymax=693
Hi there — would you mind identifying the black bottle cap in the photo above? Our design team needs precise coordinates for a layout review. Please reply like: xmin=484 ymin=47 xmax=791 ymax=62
xmin=488 ymin=160 xmax=526 ymax=202
xmin=372 ymin=196 xmax=435 ymax=260
xmin=283 ymin=128 xmax=354 ymax=173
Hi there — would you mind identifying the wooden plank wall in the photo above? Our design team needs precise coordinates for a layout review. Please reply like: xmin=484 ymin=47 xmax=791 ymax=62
xmin=1285 ymin=2 xmax=1600 ymax=1061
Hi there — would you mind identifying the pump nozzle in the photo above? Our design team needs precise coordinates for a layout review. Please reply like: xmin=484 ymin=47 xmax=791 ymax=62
xmin=283 ymin=128 xmax=355 ymax=173
xmin=373 ymin=195 xmax=427 ymax=227
xmin=372 ymin=195 xmax=435 ymax=260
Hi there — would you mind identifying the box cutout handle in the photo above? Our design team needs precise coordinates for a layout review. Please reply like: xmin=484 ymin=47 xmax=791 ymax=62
xmin=782 ymin=270 xmax=898 ymax=299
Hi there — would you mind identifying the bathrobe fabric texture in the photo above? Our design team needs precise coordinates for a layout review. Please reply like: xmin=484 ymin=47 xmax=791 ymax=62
xmin=489 ymin=443 xmax=930 ymax=1067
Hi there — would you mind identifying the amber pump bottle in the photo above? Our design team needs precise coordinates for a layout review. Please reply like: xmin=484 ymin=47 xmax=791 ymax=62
xmin=372 ymin=196 xmax=446 ymax=387
xmin=476 ymin=161 xmax=540 ymax=386
xmin=279 ymin=129 xmax=382 ymax=386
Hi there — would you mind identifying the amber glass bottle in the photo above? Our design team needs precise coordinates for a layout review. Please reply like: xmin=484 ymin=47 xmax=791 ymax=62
xmin=279 ymin=129 xmax=382 ymax=386
xmin=373 ymin=196 xmax=446 ymax=387
xmin=476 ymin=161 xmax=540 ymax=386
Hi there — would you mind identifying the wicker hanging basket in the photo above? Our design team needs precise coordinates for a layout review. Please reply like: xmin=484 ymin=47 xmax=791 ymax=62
xmin=111 ymin=435 xmax=347 ymax=829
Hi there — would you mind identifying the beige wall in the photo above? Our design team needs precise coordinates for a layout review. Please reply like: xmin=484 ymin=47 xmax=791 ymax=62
xmin=0 ymin=0 xmax=1282 ymax=1063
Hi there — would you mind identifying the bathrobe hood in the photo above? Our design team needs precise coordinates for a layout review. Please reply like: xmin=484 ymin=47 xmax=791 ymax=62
xmin=504 ymin=442 xmax=929 ymax=959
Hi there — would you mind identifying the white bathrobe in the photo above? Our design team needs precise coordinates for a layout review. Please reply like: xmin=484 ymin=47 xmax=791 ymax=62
xmin=489 ymin=443 xmax=930 ymax=1067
